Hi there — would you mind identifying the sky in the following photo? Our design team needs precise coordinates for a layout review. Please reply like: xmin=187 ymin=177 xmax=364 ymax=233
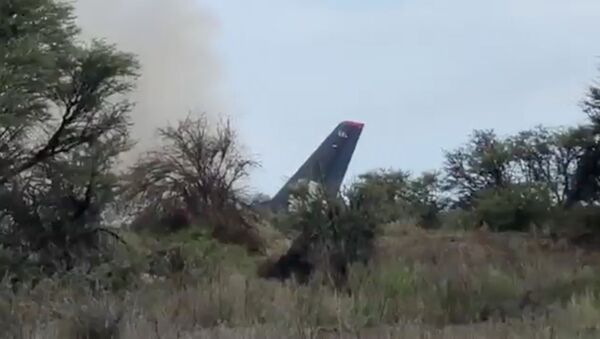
xmin=76 ymin=0 xmax=600 ymax=197
xmin=193 ymin=0 xmax=600 ymax=196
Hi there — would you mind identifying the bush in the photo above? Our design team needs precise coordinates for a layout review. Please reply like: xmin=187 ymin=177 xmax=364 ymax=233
xmin=471 ymin=184 xmax=552 ymax=232
xmin=546 ymin=205 xmax=600 ymax=249
xmin=346 ymin=169 xmax=448 ymax=228
xmin=438 ymin=209 xmax=479 ymax=230
xmin=260 ymin=183 xmax=379 ymax=289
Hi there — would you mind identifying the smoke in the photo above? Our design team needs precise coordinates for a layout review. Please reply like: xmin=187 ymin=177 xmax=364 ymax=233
xmin=72 ymin=0 xmax=229 ymax=163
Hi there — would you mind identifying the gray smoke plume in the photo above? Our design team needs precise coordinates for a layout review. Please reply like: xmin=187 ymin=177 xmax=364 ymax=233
xmin=72 ymin=0 xmax=229 ymax=163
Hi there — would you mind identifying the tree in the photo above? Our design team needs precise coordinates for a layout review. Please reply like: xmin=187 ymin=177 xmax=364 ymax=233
xmin=583 ymin=73 xmax=600 ymax=131
xmin=347 ymin=168 xmax=412 ymax=224
xmin=509 ymin=125 xmax=592 ymax=204
xmin=123 ymin=114 xmax=264 ymax=252
xmin=1 ymin=0 xmax=79 ymax=149
xmin=124 ymin=113 xmax=258 ymax=217
xmin=404 ymin=171 xmax=449 ymax=228
xmin=345 ymin=168 xmax=448 ymax=227
xmin=443 ymin=129 xmax=513 ymax=207
xmin=0 ymin=0 xmax=139 ymax=184
xmin=0 ymin=0 xmax=139 ymax=275
xmin=0 ymin=135 xmax=130 ymax=273
xmin=566 ymin=74 xmax=600 ymax=207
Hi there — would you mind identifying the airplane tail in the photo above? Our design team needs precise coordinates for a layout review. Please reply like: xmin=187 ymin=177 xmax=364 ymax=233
xmin=266 ymin=120 xmax=364 ymax=212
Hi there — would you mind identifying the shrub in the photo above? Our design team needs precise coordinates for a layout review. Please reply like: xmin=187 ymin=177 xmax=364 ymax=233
xmin=471 ymin=184 xmax=553 ymax=232
xmin=346 ymin=169 xmax=448 ymax=228
xmin=438 ymin=209 xmax=479 ymax=230
xmin=546 ymin=205 xmax=600 ymax=249
xmin=260 ymin=183 xmax=379 ymax=289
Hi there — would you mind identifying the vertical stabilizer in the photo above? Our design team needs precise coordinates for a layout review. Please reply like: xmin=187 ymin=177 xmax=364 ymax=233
xmin=267 ymin=120 xmax=364 ymax=212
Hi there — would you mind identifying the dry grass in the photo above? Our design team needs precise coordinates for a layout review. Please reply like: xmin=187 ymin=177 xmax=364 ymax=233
xmin=3 ymin=223 xmax=600 ymax=338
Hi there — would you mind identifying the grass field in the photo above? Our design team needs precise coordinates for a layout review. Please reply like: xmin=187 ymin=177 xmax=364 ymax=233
xmin=3 ymin=223 xmax=600 ymax=339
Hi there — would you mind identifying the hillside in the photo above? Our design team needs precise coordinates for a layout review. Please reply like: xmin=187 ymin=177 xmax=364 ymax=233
xmin=3 ymin=221 xmax=600 ymax=339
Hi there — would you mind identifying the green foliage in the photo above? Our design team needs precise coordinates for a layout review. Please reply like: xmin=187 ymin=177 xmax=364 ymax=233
xmin=509 ymin=125 xmax=592 ymax=204
xmin=583 ymin=72 xmax=600 ymax=130
xmin=0 ymin=146 xmax=124 ymax=272
xmin=565 ymin=77 xmax=600 ymax=207
xmin=438 ymin=209 xmax=479 ymax=230
xmin=471 ymin=184 xmax=553 ymax=232
xmin=439 ymin=124 xmax=595 ymax=226
xmin=278 ymin=182 xmax=380 ymax=287
xmin=0 ymin=1 xmax=139 ymax=184
xmin=404 ymin=171 xmax=449 ymax=228
xmin=443 ymin=127 xmax=591 ymax=209
xmin=0 ymin=0 xmax=79 ymax=138
xmin=346 ymin=169 xmax=448 ymax=228
xmin=149 ymin=228 xmax=258 ymax=278
xmin=443 ymin=129 xmax=513 ymax=206
xmin=0 ymin=0 xmax=139 ymax=278
xmin=346 ymin=169 xmax=412 ymax=224
xmin=305 ymin=186 xmax=378 ymax=265
xmin=547 ymin=205 xmax=600 ymax=240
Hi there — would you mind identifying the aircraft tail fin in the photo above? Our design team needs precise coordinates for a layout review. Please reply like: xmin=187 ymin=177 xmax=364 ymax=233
xmin=266 ymin=120 xmax=364 ymax=212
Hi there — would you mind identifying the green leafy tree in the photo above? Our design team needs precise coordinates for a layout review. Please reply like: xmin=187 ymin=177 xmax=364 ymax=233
xmin=443 ymin=129 xmax=513 ymax=207
xmin=344 ymin=169 xmax=448 ymax=228
xmin=583 ymin=73 xmax=600 ymax=130
xmin=0 ymin=136 xmax=130 ymax=273
xmin=404 ymin=171 xmax=449 ymax=228
xmin=0 ymin=0 xmax=139 ymax=184
xmin=566 ymin=72 xmax=600 ymax=207
xmin=509 ymin=125 xmax=592 ymax=204
xmin=0 ymin=0 xmax=139 ymax=275
xmin=347 ymin=168 xmax=412 ymax=224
